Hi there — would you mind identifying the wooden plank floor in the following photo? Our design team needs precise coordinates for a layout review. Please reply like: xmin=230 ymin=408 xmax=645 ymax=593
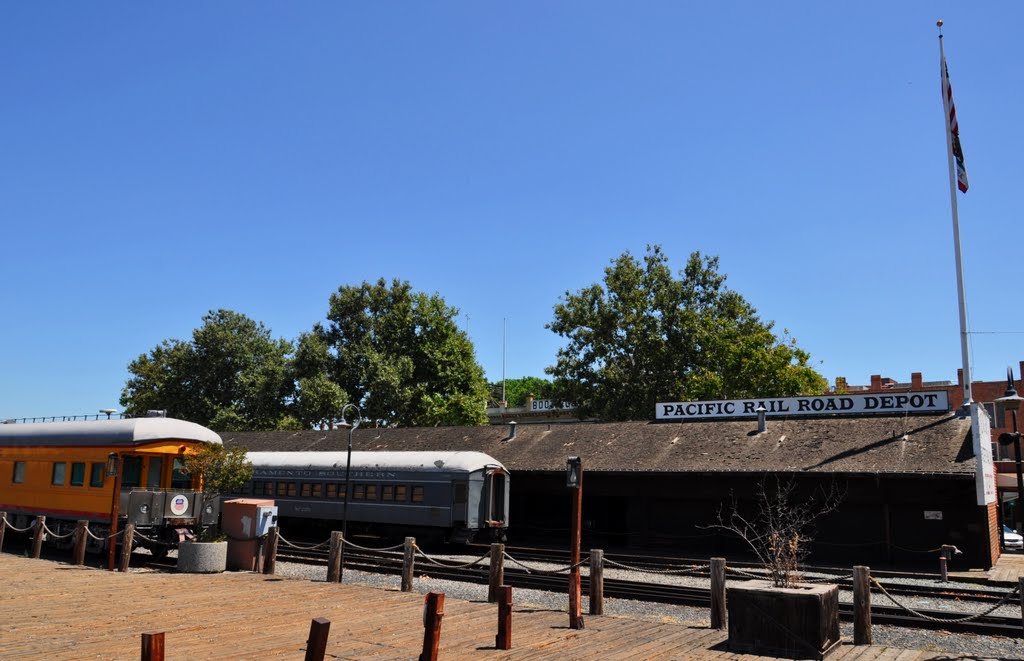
xmin=0 ymin=554 xmax=981 ymax=660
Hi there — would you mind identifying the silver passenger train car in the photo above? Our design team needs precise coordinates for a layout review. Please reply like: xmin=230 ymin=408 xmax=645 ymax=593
xmin=241 ymin=451 xmax=509 ymax=543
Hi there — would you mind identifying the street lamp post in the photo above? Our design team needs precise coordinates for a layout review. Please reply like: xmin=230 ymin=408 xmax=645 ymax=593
xmin=337 ymin=404 xmax=361 ymax=582
xmin=105 ymin=452 xmax=122 ymax=571
xmin=566 ymin=456 xmax=584 ymax=630
xmin=997 ymin=369 xmax=1024 ymax=542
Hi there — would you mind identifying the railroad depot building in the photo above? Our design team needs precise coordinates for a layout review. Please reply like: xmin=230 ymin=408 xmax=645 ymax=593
xmin=223 ymin=387 xmax=1001 ymax=570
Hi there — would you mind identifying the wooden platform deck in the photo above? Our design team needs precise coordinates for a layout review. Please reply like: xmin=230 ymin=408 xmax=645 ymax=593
xmin=0 ymin=554 xmax=984 ymax=660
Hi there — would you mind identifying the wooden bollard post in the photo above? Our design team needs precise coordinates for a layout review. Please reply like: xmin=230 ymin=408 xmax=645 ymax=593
xmin=304 ymin=617 xmax=331 ymax=661
xmin=853 ymin=565 xmax=872 ymax=645
xmin=589 ymin=549 xmax=604 ymax=615
xmin=141 ymin=631 xmax=165 ymax=661
xmin=0 ymin=512 xmax=7 ymax=553
xmin=710 ymin=557 xmax=726 ymax=630
xmin=263 ymin=526 xmax=278 ymax=576
xmin=496 ymin=585 xmax=513 ymax=650
xmin=488 ymin=543 xmax=505 ymax=603
xmin=327 ymin=531 xmax=343 ymax=583
xmin=119 ymin=523 xmax=136 ymax=572
xmin=420 ymin=592 xmax=445 ymax=661
xmin=73 ymin=520 xmax=88 ymax=565
xmin=31 ymin=516 xmax=46 ymax=559
xmin=402 ymin=537 xmax=416 ymax=592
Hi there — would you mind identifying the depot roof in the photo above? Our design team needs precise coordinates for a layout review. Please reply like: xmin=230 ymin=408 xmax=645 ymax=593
xmin=222 ymin=413 xmax=976 ymax=476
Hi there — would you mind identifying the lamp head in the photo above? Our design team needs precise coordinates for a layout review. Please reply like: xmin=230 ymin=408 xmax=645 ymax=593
xmin=566 ymin=456 xmax=582 ymax=489
xmin=997 ymin=368 xmax=1023 ymax=413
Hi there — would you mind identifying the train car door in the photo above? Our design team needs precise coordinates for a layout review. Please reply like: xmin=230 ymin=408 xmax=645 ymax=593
xmin=484 ymin=468 xmax=508 ymax=527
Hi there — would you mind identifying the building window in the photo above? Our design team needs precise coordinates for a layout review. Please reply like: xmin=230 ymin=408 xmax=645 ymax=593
xmin=52 ymin=462 xmax=66 ymax=486
xmin=412 ymin=486 xmax=424 ymax=503
xmin=983 ymin=402 xmax=999 ymax=428
xmin=382 ymin=485 xmax=394 ymax=501
xmin=90 ymin=463 xmax=105 ymax=487
xmin=12 ymin=461 xmax=25 ymax=484
xmin=70 ymin=462 xmax=86 ymax=487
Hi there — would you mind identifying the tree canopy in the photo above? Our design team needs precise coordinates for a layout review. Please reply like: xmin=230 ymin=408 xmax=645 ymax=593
xmin=490 ymin=376 xmax=555 ymax=408
xmin=120 ymin=309 xmax=295 ymax=430
xmin=546 ymin=245 xmax=827 ymax=421
xmin=295 ymin=278 xmax=490 ymax=427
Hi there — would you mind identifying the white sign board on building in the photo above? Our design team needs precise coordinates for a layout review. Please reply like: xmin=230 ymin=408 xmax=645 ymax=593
xmin=971 ymin=402 xmax=997 ymax=506
xmin=655 ymin=391 xmax=950 ymax=420
xmin=530 ymin=399 xmax=576 ymax=412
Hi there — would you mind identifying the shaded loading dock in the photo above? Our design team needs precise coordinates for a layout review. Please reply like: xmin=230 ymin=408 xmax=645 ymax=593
xmin=224 ymin=410 xmax=994 ymax=569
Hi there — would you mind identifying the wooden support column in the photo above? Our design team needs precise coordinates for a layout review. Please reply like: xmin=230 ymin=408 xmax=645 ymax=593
xmin=402 ymin=537 xmax=416 ymax=592
xmin=327 ymin=531 xmax=343 ymax=583
xmin=488 ymin=543 xmax=505 ymax=603
xmin=567 ymin=458 xmax=584 ymax=630
xmin=31 ymin=516 xmax=46 ymax=559
xmin=419 ymin=592 xmax=445 ymax=661
xmin=263 ymin=526 xmax=279 ymax=576
xmin=853 ymin=566 xmax=872 ymax=644
xmin=0 ymin=512 xmax=7 ymax=553
xmin=141 ymin=631 xmax=165 ymax=661
xmin=710 ymin=557 xmax=726 ymax=630
xmin=119 ymin=523 xmax=136 ymax=572
xmin=73 ymin=520 xmax=88 ymax=565
xmin=589 ymin=549 xmax=604 ymax=615
xmin=304 ymin=617 xmax=331 ymax=661
xmin=495 ymin=585 xmax=512 ymax=650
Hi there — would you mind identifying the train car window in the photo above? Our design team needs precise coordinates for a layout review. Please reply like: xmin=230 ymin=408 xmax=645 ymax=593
xmin=301 ymin=483 xmax=312 ymax=497
xmin=395 ymin=485 xmax=407 ymax=501
xmin=276 ymin=482 xmax=288 ymax=497
xmin=171 ymin=457 xmax=191 ymax=489
xmin=90 ymin=463 xmax=105 ymax=487
xmin=353 ymin=485 xmax=366 ymax=500
xmin=12 ymin=461 xmax=25 ymax=484
xmin=52 ymin=462 xmax=67 ymax=486
xmin=70 ymin=462 xmax=86 ymax=487
xmin=365 ymin=484 xmax=378 ymax=500
xmin=412 ymin=486 xmax=424 ymax=503
xmin=454 ymin=483 xmax=467 ymax=504
xmin=146 ymin=458 xmax=163 ymax=488
xmin=262 ymin=482 xmax=274 ymax=497
xmin=121 ymin=456 xmax=143 ymax=489
xmin=326 ymin=483 xmax=338 ymax=498
xmin=287 ymin=482 xmax=297 ymax=497
xmin=382 ymin=485 xmax=394 ymax=501
xmin=312 ymin=483 xmax=323 ymax=498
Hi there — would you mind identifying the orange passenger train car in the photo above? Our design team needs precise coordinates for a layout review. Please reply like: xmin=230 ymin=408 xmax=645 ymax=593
xmin=0 ymin=417 xmax=222 ymax=557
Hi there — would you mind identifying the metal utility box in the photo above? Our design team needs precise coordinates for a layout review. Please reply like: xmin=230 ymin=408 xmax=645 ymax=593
xmin=223 ymin=498 xmax=276 ymax=572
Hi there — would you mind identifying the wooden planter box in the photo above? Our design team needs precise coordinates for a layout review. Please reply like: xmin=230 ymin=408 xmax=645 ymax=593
xmin=727 ymin=580 xmax=840 ymax=659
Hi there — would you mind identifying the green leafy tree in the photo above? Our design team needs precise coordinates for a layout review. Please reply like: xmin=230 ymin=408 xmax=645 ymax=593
xmin=297 ymin=278 xmax=489 ymax=426
xmin=546 ymin=245 xmax=827 ymax=421
xmin=120 ymin=309 xmax=295 ymax=430
xmin=491 ymin=376 xmax=555 ymax=407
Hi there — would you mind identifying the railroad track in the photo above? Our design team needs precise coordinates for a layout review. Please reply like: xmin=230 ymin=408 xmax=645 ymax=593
xmin=277 ymin=545 xmax=1024 ymax=638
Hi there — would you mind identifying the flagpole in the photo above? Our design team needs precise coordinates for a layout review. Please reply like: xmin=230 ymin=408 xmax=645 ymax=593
xmin=938 ymin=20 xmax=973 ymax=406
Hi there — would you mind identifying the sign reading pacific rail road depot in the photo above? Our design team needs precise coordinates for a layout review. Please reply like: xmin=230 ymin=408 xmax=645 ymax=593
xmin=656 ymin=391 xmax=950 ymax=420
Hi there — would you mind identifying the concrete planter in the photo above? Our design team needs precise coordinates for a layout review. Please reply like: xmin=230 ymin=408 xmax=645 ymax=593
xmin=176 ymin=540 xmax=228 ymax=574
xmin=727 ymin=580 xmax=840 ymax=659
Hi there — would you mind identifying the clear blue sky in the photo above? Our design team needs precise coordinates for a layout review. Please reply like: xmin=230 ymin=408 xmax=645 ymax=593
xmin=3 ymin=3 xmax=1023 ymax=419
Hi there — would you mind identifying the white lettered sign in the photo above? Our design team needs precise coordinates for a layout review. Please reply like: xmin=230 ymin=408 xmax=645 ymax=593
xmin=656 ymin=391 xmax=950 ymax=420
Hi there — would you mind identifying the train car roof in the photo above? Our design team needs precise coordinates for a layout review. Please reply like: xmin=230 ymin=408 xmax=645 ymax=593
xmin=0 ymin=418 xmax=222 ymax=447
xmin=247 ymin=451 xmax=506 ymax=473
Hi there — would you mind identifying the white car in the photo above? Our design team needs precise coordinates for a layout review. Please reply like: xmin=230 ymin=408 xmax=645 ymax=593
xmin=1004 ymin=525 xmax=1023 ymax=550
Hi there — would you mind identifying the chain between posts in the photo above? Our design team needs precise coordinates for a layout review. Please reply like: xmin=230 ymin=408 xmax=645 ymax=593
xmin=502 ymin=551 xmax=587 ymax=574
xmin=39 ymin=521 xmax=76 ymax=540
xmin=276 ymin=532 xmax=332 ymax=550
xmin=84 ymin=527 xmax=125 ymax=541
xmin=414 ymin=547 xmax=491 ymax=569
xmin=2 ymin=518 xmax=36 ymax=533
xmin=603 ymin=557 xmax=710 ymax=576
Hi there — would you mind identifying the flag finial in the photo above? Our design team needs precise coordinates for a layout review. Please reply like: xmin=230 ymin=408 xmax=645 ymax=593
xmin=937 ymin=20 xmax=943 ymax=36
